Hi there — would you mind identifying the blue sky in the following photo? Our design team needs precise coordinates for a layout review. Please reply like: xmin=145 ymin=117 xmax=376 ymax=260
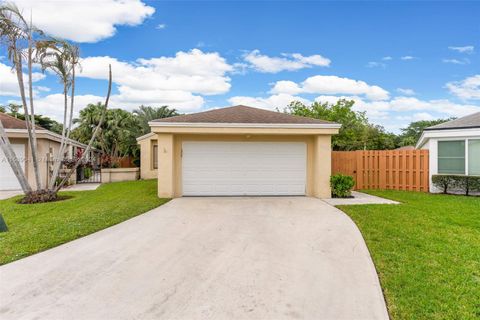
xmin=1 ymin=0 xmax=479 ymax=132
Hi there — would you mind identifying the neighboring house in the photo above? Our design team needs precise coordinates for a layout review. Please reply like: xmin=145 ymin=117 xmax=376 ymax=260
xmin=416 ymin=111 xmax=480 ymax=192
xmin=0 ymin=112 xmax=100 ymax=191
xmin=137 ymin=105 xmax=340 ymax=198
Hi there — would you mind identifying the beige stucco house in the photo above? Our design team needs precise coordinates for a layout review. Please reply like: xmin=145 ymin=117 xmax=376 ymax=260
xmin=137 ymin=105 xmax=340 ymax=199
xmin=0 ymin=112 xmax=99 ymax=191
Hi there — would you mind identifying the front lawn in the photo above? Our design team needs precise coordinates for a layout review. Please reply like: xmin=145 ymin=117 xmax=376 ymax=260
xmin=338 ymin=191 xmax=480 ymax=320
xmin=0 ymin=179 xmax=168 ymax=265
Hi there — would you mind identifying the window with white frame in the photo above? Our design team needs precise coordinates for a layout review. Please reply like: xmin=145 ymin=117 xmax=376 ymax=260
xmin=438 ymin=140 xmax=465 ymax=174
xmin=469 ymin=139 xmax=480 ymax=175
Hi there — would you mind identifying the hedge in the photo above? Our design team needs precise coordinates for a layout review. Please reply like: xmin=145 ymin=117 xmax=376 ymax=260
xmin=432 ymin=174 xmax=480 ymax=196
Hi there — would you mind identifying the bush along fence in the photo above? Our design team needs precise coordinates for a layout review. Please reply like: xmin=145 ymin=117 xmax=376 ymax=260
xmin=332 ymin=150 xmax=430 ymax=192
xmin=432 ymin=175 xmax=480 ymax=196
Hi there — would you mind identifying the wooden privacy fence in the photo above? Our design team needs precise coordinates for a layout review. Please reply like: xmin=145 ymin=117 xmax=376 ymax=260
xmin=332 ymin=150 xmax=430 ymax=192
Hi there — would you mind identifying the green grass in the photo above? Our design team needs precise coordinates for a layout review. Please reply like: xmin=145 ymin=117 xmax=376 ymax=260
xmin=338 ymin=190 xmax=480 ymax=320
xmin=0 ymin=179 xmax=168 ymax=265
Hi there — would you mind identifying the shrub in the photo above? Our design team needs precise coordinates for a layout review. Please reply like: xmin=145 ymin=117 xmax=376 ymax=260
xmin=84 ymin=167 xmax=92 ymax=179
xmin=432 ymin=174 xmax=480 ymax=195
xmin=432 ymin=175 xmax=456 ymax=194
xmin=468 ymin=176 xmax=480 ymax=193
xmin=330 ymin=174 xmax=355 ymax=198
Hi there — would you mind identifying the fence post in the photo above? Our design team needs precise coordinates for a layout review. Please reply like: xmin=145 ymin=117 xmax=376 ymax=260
xmin=355 ymin=150 xmax=364 ymax=190
xmin=379 ymin=151 xmax=386 ymax=189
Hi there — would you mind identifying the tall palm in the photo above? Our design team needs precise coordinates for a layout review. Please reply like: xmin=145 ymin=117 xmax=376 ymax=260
xmin=133 ymin=105 xmax=179 ymax=135
xmin=0 ymin=3 xmax=38 ymax=192
xmin=36 ymin=39 xmax=80 ymax=188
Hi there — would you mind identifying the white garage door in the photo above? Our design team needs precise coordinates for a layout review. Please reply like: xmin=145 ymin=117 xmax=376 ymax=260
xmin=182 ymin=141 xmax=306 ymax=196
xmin=0 ymin=144 xmax=25 ymax=191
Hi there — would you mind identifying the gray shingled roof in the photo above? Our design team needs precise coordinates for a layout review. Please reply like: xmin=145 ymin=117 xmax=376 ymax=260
xmin=151 ymin=105 xmax=336 ymax=125
xmin=425 ymin=112 xmax=480 ymax=130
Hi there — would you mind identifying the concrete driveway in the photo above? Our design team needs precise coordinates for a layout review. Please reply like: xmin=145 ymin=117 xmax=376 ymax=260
xmin=0 ymin=197 xmax=388 ymax=320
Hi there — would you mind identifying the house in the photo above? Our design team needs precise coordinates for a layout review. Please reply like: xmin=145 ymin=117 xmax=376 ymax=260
xmin=0 ymin=112 xmax=100 ymax=191
xmin=416 ymin=111 xmax=480 ymax=192
xmin=137 ymin=105 xmax=340 ymax=198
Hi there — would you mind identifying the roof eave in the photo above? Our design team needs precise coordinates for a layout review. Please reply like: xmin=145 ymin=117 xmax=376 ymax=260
xmin=148 ymin=122 xmax=342 ymax=129
xmin=4 ymin=128 xmax=99 ymax=151
xmin=136 ymin=132 xmax=156 ymax=142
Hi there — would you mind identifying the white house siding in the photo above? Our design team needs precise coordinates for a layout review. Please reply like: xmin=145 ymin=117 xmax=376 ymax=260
xmin=419 ymin=128 xmax=480 ymax=193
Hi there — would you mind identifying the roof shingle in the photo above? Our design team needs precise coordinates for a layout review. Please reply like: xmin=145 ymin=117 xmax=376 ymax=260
xmin=152 ymin=105 xmax=335 ymax=125
xmin=0 ymin=112 xmax=44 ymax=130
xmin=425 ymin=112 xmax=480 ymax=130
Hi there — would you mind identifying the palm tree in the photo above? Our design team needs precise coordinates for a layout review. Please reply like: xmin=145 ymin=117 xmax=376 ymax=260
xmin=0 ymin=3 xmax=37 ymax=192
xmin=0 ymin=3 xmax=112 ymax=202
xmin=133 ymin=105 xmax=179 ymax=135
xmin=36 ymin=39 xmax=80 ymax=188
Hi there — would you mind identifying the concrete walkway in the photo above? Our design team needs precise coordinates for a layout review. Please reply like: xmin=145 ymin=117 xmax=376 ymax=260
xmin=0 ymin=197 xmax=388 ymax=320
xmin=324 ymin=191 xmax=400 ymax=206
xmin=0 ymin=183 xmax=101 ymax=200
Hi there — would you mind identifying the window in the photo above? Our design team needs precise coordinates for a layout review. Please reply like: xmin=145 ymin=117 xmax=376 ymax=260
xmin=469 ymin=139 xmax=480 ymax=175
xmin=152 ymin=144 xmax=158 ymax=169
xmin=438 ymin=140 xmax=465 ymax=174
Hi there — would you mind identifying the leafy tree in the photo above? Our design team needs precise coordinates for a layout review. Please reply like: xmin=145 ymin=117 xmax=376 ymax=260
xmin=0 ymin=105 xmax=5 ymax=113
xmin=398 ymin=118 xmax=454 ymax=146
xmin=286 ymin=99 xmax=398 ymax=150
xmin=8 ymin=112 xmax=63 ymax=134
xmin=1 ymin=102 xmax=22 ymax=116
xmin=133 ymin=105 xmax=179 ymax=135
xmin=72 ymin=103 xmax=141 ymax=161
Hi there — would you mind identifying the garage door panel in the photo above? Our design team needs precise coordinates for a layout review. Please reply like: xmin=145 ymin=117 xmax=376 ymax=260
xmin=0 ymin=144 xmax=25 ymax=191
xmin=182 ymin=142 xmax=307 ymax=196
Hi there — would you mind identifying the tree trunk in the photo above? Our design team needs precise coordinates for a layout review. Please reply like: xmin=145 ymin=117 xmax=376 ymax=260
xmin=48 ymin=85 xmax=69 ymax=189
xmin=27 ymin=27 xmax=42 ymax=190
xmin=0 ymin=121 xmax=32 ymax=193
xmin=14 ymin=50 xmax=41 ymax=191
xmin=54 ymin=65 xmax=113 ymax=192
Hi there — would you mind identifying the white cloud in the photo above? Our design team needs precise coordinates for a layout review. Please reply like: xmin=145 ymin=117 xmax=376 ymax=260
xmin=446 ymin=75 xmax=480 ymax=100
xmin=228 ymin=94 xmax=310 ymax=111
xmin=382 ymin=56 xmax=393 ymax=61
xmin=271 ymin=75 xmax=389 ymax=101
xmin=75 ymin=49 xmax=233 ymax=112
xmin=401 ymin=56 xmax=416 ymax=60
xmin=442 ymin=58 xmax=470 ymax=65
xmin=396 ymin=88 xmax=415 ymax=96
xmin=11 ymin=0 xmax=155 ymax=43
xmin=366 ymin=61 xmax=386 ymax=68
xmin=228 ymin=92 xmax=480 ymax=132
xmin=243 ymin=50 xmax=331 ymax=73
xmin=448 ymin=46 xmax=474 ymax=54
xmin=269 ymin=81 xmax=302 ymax=95
xmin=0 ymin=62 xmax=45 ymax=97
xmin=2 ymin=49 xmax=233 ymax=117
xmin=302 ymin=76 xmax=389 ymax=100
xmin=156 ymin=23 xmax=167 ymax=30
xmin=412 ymin=112 xmax=435 ymax=121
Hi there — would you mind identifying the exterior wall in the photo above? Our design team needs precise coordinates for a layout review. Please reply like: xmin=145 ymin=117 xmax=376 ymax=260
xmin=421 ymin=133 xmax=480 ymax=192
xmin=313 ymin=135 xmax=332 ymax=198
xmin=157 ymin=134 xmax=174 ymax=198
xmin=101 ymin=168 xmax=140 ymax=183
xmin=154 ymin=133 xmax=334 ymax=199
xmin=36 ymin=138 xmax=61 ymax=189
xmin=139 ymin=136 xmax=158 ymax=179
